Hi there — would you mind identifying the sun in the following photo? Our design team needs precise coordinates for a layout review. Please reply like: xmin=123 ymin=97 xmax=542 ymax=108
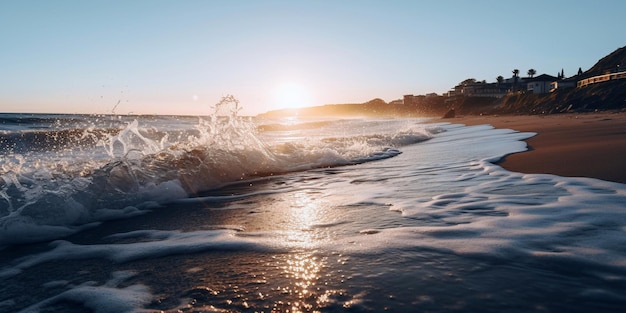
xmin=273 ymin=82 xmax=313 ymax=110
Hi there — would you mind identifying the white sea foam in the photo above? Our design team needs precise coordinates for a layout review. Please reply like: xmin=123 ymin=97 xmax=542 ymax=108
xmin=1 ymin=229 xmax=277 ymax=278
xmin=314 ymin=124 xmax=626 ymax=274
xmin=19 ymin=271 xmax=152 ymax=313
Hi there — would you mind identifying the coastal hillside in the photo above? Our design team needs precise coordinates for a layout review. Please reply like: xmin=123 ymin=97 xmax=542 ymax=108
xmin=492 ymin=80 xmax=626 ymax=115
xmin=258 ymin=97 xmax=446 ymax=118
xmin=581 ymin=46 xmax=626 ymax=78
xmin=259 ymin=46 xmax=626 ymax=118
xmin=485 ymin=46 xmax=626 ymax=115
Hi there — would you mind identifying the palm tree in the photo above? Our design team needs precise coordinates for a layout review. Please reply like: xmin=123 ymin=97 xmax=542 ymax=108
xmin=527 ymin=69 xmax=536 ymax=78
xmin=512 ymin=69 xmax=520 ymax=91
xmin=496 ymin=75 xmax=504 ymax=85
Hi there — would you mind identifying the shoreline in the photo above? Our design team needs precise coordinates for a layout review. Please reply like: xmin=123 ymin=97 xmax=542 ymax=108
xmin=444 ymin=112 xmax=626 ymax=184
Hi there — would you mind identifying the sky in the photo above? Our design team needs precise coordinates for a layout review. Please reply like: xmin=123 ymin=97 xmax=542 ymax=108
xmin=1 ymin=0 xmax=625 ymax=116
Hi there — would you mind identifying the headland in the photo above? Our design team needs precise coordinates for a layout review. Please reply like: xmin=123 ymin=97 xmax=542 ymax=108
xmin=258 ymin=46 xmax=626 ymax=184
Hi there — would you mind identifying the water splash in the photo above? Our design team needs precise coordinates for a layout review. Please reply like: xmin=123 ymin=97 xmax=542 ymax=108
xmin=0 ymin=96 xmax=277 ymax=245
xmin=0 ymin=98 xmax=433 ymax=246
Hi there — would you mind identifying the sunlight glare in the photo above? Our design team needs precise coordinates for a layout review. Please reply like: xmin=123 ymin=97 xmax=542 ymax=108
xmin=274 ymin=82 xmax=313 ymax=110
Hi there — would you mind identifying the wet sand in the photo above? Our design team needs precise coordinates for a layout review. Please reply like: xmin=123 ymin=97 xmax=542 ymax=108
xmin=446 ymin=112 xmax=626 ymax=184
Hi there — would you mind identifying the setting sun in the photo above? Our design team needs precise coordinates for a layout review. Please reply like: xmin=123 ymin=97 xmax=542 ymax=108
xmin=273 ymin=82 xmax=313 ymax=110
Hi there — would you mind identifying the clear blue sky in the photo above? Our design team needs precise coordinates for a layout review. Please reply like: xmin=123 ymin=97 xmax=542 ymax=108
xmin=1 ymin=0 xmax=625 ymax=116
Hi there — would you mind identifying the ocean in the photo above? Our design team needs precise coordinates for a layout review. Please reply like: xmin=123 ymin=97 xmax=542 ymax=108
xmin=1 ymin=99 xmax=626 ymax=312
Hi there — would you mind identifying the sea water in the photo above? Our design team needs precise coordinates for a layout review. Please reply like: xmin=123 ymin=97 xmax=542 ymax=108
xmin=1 ymin=98 xmax=625 ymax=312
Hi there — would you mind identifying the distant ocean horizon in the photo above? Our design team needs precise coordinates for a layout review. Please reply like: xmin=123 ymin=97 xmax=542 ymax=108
xmin=1 ymin=105 xmax=625 ymax=312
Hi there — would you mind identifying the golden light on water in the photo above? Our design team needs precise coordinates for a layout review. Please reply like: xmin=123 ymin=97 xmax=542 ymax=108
xmin=282 ymin=190 xmax=325 ymax=249
xmin=277 ymin=253 xmax=325 ymax=312
xmin=273 ymin=190 xmax=338 ymax=312
xmin=209 ymin=188 xmax=349 ymax=312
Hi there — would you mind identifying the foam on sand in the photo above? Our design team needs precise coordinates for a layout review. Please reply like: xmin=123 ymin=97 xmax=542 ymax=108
xmin=18 ymin=271 xmax=152 ymax=313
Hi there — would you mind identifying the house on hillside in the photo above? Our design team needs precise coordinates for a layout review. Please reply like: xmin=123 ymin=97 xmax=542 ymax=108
xmin=526 ymin=74 xmax=558 ymax=94
xmin=451 ymin=81 xmax=509 ymax=98
xmin=550 ymin=77 xmax=577 ymax=92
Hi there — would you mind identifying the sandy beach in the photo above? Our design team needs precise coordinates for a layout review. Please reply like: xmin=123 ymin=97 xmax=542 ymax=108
xmin=447 ymin=111 xmax=626 ymax=184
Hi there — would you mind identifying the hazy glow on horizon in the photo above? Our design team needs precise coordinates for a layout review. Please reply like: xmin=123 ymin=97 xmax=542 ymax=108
xmin=273 ymin=82 xmax=314 ymax=110
xmin=1 ymin=1 xmax=625 ymax=116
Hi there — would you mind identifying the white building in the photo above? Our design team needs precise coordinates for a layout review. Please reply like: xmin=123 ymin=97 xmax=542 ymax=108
xmin=526 ymin=74 xmax=558 ymax=94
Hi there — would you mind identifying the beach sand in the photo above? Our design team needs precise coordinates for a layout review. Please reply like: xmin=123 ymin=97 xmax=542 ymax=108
xmin=446 ymin=112 xmax=626 ymax=184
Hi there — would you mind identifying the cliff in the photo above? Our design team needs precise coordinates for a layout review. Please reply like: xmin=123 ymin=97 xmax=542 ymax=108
xmin=259 ymin=46 xmax=626 ymax=118
xmin=581 ymin=46 xmax=626 ymax=78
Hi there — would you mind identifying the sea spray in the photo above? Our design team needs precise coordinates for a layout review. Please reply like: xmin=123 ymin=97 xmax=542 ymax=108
xmin=0 ymin=96 xmax=277 ymax=245
xmin=171 ymin=95 xmax=282 ymax=192
xmin=0 ymin=100 xmax=434 ymax=246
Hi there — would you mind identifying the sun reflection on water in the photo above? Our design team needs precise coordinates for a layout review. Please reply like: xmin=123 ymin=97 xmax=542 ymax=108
xmin=273 ymin=191 xmax=338 ymax=312
xmin=275 ymin=253 xmax=325 ymax=312
xmin=282 ymin=190 xmax=324 ymax=248
xmin=192 ymin=188 xmax=352 ymax=312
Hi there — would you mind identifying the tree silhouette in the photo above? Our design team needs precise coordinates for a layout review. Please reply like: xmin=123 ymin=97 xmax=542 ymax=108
xmin=527 ymin=69 xmax=536 ymax=78
xmin=496 ymin=76 xmax=504 ymax=85
xmin=512 ymin=69 xmax=520 ymax=91
xmin=459 ymin=78 xmax=477 ymax=85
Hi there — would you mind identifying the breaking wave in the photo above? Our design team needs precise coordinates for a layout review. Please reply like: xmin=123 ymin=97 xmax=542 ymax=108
xmin=0 ymin=96 xmax=434 ymax=246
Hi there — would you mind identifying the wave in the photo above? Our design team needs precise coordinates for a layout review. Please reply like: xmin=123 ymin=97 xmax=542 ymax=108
xmin=0 ymin=127 xmax=122 ymax=153
xmin=257 ymin=120 xmax=334 ymax=132
xmin=0 ymin=97 xmax=435 ymax=247
xmin=0 ymin=113 xmax=85 ymax=131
